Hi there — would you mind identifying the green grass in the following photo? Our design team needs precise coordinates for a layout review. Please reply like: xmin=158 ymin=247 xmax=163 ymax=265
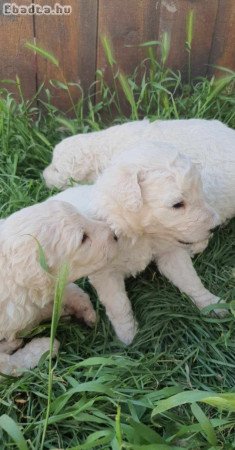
xmin=0 ymin=38 xmax=235 ymax=449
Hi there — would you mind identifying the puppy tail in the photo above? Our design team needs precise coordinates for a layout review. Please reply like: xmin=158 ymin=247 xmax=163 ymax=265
xmin=43 ymin=164 xmax=67 ymax=189
xmin=0 ymin=338 xmax=59 ymax=376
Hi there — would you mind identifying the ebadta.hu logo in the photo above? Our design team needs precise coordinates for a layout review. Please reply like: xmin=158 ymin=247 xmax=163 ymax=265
xmin=2 ymin=3 xmax=72 ymax=15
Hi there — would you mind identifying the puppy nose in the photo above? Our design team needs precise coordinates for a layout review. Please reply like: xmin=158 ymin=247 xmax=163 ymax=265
xmin=113 ymin=233 xmax=118 ymax=241
xmin=210 ymin=225 xmax=220 ymax=233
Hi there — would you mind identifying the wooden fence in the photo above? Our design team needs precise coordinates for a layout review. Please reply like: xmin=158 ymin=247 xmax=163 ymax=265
xmin=0 ymin=0 xmax=234 ymax=110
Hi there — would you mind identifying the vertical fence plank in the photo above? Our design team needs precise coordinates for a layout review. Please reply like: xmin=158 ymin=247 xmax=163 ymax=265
xmin=34 ymin=0 xmax=98 ymax=111
xmin=158 ymin=0 xmax=219 ymax=79
xmin=97 ymin=0 xmax=160 ymax=102
xmin=0 ymin=0 xmax=234 ymax=112
xmin=0 ymin=0 xmax=36 ymax=99
xmin=209 ymin=0 xmax=235 ymax=75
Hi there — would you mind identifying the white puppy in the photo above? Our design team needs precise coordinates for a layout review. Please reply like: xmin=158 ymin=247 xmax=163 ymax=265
xmin=0 ymin=200 xmax=117 ymax=375
xmin=53 ymin=143 xmax=221 ymax=345
xmin=44 ymin=120 xmax=149 ymax=188
xmin=43 ymin=119 xmax=235 ymax=223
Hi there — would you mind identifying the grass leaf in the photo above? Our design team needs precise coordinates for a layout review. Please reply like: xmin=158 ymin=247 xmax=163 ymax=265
xmin=0 ymin=415 xmax=29 ymax=450
xmin=191 ymin=402 xmax=218 ymax=446
xmin=0 ymin=34 xmax=235 ymax=449
xmin=161 ymin=32 xmax=170 ymax=65
xmin=185 ymin=10 xmax=194 ymax=51
xmin=25 ymin=42 xmax=59 ymax=67
xmin=40 ymin=263 xmax=69 ymax=449
xmin=152 ymin=390 xmax=235 ymax=417
xmin=118 ymin=72 xmax=138 ymax=119
xmin=101 ymin=35 xmax=116 ymax=67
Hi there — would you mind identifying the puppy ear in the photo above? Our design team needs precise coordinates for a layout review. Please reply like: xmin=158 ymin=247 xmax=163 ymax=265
xmin=112 ymin=166 xmax=143 ymax=212
xmin=170 ymin=153 xmax=203 ymax=190
xmin=169 ymin=152 xmax=191 ymax=171
xmin=38 ymin=218 xmax=83 ymax=266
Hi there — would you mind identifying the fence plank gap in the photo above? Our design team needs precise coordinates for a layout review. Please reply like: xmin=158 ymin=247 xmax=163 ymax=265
xmin=0 ymin=0 xmax=234 ymax=112
xmin=34 ymin=0 xmax=98 ymax=112
xmin=209 ymin=0 xmax=235 ymax=76
xmin=96 ymin=0 xmax=160 ymax=114
xmin=158 ymin=0 xmax=219 ymax=80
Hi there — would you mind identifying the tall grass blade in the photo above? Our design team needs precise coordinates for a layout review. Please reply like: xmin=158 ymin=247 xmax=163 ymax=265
xmin=40 ymin=263 xmax=69 ymax=449
xmin=161 ymin=32 xmax=170 ymax=66
xmin=185 ymin=10 xmax=194 ymax=51
xmin=25 ymin=236 xmax=49 ymax=273
xmin=50 ymin=262 xmax=69 ymax=342
xmin=205 ymin=76 xmax=235 ymax=105
xmin=36 ymin=239 xmax=50 ymax=273
xmin=115 ymin=405 xmax=122 ymax=446
xmin=118 ymin=72 xmax=138 ymax=119
xmin=25 ymin=42 xmax=59 ymax=67
xmin=185 ymin=10 xmax=194 ymax=84
xmin=101 ymin=35 xmax=116 ymax=67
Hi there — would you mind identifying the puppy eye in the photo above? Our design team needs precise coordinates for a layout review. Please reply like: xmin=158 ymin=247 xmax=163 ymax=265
xmin=81 ymin=233 xmax=89 ymax=244
xmin=172 ymin=201 xmax=185 ymax=209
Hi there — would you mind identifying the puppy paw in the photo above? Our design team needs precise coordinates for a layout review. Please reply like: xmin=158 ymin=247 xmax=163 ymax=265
xmin=69 ymin=294 xmax=97 ymax=327
xmin=0 ymin=338 xmax=60 ymax=376
xmin=198 ymin=295 xmax=228 ymax=317
xmin=81 ymin=306 xmax=97 ymax=328
xmin=64 ymin=285 xmax=97 ymax=327
xmin=0 ymin=353 xmax=11 ymax=375
xmin=0 ymin=339 xmax=23 ymax=355
xmin=116 ymin=319 xmax=138 ymax=345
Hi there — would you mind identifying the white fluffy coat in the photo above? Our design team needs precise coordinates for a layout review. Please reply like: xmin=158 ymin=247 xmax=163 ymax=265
xmin=53 ymin=143 xmax=223 ymax=345
xmin=0 ymin=200 xmax=117 ymax=375
xmin=44 ymin=119 xmax=235 ymax=223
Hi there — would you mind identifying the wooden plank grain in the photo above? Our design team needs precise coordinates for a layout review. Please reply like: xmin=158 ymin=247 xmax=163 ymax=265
xmin=34 ymin=0 xmax=98 ymax=111
xmin=97 ymin=0 xmax=160 ymax=114
xmin=158 ymin=0 xmax=219 ymax=79
xmin=97 ymin=0 xmax=159 ymax=83
xmin=209 ymin=0 xmax=235 ymax=75
xmin=0 ymin=0 xmax=36 ymax=99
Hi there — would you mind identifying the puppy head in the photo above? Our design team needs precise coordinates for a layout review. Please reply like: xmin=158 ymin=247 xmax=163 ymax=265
xmin=3 ymin=200 xmax=118 ymax=286
xmin=95 ymin=142 xmax=219 ymax=245
xmin=37 ymin=201 xmax=118 ymax=280
xmin=43 ymin=164 xmax=67 ymax=190
xmin=43 ymin=134 xmax=108 ymax=189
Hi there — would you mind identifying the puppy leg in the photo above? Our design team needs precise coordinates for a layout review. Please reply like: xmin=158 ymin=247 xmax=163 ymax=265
xmin=156 ymin=247 xmax=226 ymax=316
xmin=34 ymin=284 xmax=96 ymax=327
xmin=0 ymin=354 xmax=15 ymax=375
xmin=63 ymin=283 xmax=96 ymax=327
xmin=0 ymin=339 xmax=23 ymax=355
xmin=89 ymin=272 xmax=137 ymax=345
xmin=0 ymin=338 xmax=59 ymax=376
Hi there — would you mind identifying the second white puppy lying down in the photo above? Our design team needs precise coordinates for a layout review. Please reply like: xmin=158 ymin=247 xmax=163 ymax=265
xmin=44 ymin=120 xmax=149 ymax=188
xmin=53 ymin=143 xmax=222 ymax=345
xmin=0 ymin=200 xmax=117 ymax=375
xmin=43 ymin=119 xmax=235 ymax=223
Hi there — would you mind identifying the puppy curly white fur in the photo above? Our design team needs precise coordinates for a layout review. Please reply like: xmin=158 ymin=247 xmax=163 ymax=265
xmin=43 ymin=119 xmax=235 ymax=224
xmin=53 ymin=143 xmax=221 ymax=345
xmin=0 ymin=200 xmax=117 ymax=375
